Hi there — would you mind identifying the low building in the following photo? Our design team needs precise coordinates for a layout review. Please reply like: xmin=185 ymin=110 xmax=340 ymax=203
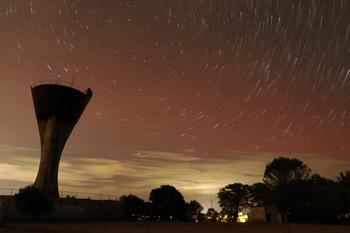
xmin=0 ymin=195 xmax=123 ymax=222
xmin=247 ymin=205 xmax=287 ymax=223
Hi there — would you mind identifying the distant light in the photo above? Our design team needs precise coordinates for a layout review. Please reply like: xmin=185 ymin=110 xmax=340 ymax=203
xmin=237 ymin=212 xmax=248 ymax=223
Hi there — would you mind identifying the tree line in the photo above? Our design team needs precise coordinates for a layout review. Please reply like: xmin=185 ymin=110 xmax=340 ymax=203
xmin=119 ymin=157 xmax=350 ymax=224
xmin=13 ymin=156 xmax=350 ymax=224
xmin=119 ymin=185 xmax=203 ymax=222
xmin=217 ymin=157 xmax=350 ymax=224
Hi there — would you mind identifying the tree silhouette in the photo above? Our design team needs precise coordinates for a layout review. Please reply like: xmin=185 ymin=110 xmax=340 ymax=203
xmin=337 ymin=170 xmax=350 ymax=222
xmin=205 ymin=208 xmax=219 ymax=222
xmin=214 ymin=157 xmax=350 ymax=224
xmin=263 ymin=157 xmax=311 ymax=222
xmin=263 ymin=157 xmax=311 ymax=188
xmin=248 ymin=182 xmax=271 ymax=206
xmin=14 ymin=186 xmax=53 ymax=216
xmin=185 ymin=200 xmax=203 ymax=222
xmin=149 ymin=185 xmax=186 ymax=221
xmin=338 ymin=170 xmax=350 ymax=183
xmin=218 ymin=183 xmax=249 ymax=222
xmin=307 ymin=174 xmax=339 ymax=223
xmin=120 ymin=194 xmax=147 ymax=220
xmin=272 ymin=174 xmax=340 ymax=223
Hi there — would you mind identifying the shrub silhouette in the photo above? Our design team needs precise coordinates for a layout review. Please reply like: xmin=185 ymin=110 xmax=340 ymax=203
xmin=14 ymin=186 xmax=53 ymax=216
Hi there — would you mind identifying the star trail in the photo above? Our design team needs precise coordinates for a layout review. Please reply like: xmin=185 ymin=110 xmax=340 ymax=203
xmin=0 ymin=0 xmax=349 ymax=209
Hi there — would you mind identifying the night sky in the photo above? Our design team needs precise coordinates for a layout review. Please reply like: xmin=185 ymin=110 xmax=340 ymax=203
xmin=0 ymin=0 xmax=349 ymax=210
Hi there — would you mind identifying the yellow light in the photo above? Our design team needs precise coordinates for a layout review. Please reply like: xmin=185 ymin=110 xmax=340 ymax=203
xmin=237 ymin=212 xmax=248 ymax=223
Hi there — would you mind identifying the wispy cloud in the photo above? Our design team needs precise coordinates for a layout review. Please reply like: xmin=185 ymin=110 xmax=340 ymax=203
xmin=0 ymin=145 xmax=349 ymax=210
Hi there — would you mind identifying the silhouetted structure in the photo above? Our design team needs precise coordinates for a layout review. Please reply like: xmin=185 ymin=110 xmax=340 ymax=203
xmin=31 ymin=81 xmax=92 ymax=198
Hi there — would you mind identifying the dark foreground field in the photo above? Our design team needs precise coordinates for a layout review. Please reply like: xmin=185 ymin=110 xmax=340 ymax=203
xmin=1 ymin=223 xmax=350 ymax=233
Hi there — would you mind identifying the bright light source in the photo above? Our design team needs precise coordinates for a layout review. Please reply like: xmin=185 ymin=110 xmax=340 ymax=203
xmin=237 ymin=212 xmax=248 ymax=223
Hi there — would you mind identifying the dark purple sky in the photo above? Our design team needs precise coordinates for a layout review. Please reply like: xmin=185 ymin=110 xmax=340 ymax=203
xmin=0 ymin=0 xmax=349 ymax=210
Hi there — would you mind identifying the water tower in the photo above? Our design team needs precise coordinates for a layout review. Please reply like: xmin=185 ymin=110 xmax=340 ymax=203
xmin=31 ymin=80 xmax=93 ymax=198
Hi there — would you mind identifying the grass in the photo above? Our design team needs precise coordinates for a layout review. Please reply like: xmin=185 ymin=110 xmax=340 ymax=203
xmin=0 ymin=222 xmax=350 ymax=233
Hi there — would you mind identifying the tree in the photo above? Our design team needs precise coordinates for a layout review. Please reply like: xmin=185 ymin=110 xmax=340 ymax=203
xmin=263 ymin=157 xmax=311 ymax=223
xmin=218 ymin=183 xmax=249 ymax=222
xmin=149 ymin=185 xmax=186 ymax=221
xmin=120 ymin=194 xmax=147 ymax=220
xmin=248 ymin=182 xmax=271 ymax=206
xmin=185 ymin=200 xmax=203 ymax=222
xmin=263 ymin=157 xmax=311 ymax=188
xmin=277 ymin=180 xmax=311 ymax=222
xmin=337 ymin=170 xmax=350 ymax=222
xmin=338 ymin=170 xmax=350 ymax=183
xmin=307 ymin=174 xmax=339 ymax=223
xmin=14 ymin=186 xmax=53 ymax=216
xmin=268 ymin=173 xmax=340 ymax=223
xmin=205 ymin=208 xmax=219 ymax=222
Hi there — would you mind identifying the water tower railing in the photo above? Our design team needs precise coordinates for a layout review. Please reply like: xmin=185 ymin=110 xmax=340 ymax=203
xmin=31 ymin=79 xmax=89 ymax=94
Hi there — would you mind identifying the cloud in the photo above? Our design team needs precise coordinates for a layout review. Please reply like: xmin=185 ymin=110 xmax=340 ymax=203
xmin=132 ymin=150 xmax=201 ymax=162
xmin=1 ymin=145 xmax=350 ymax=210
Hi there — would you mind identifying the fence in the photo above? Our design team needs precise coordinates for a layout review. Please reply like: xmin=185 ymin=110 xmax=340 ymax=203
xmin=0 ymin=188 xmax=119 ymax=201
xmin=59 ymin=190 xmax=119 ymax=201
xmin=0 ymin=188 xmax=17 ymax=196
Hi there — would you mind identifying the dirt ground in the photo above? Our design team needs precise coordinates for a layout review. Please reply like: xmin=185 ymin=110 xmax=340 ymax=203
xmin=0 ymin=222 xmax=350 ymax=233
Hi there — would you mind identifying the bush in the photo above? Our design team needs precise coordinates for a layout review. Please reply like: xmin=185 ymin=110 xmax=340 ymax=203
xmin=14 ymin=186 xmax=53 ymax=216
